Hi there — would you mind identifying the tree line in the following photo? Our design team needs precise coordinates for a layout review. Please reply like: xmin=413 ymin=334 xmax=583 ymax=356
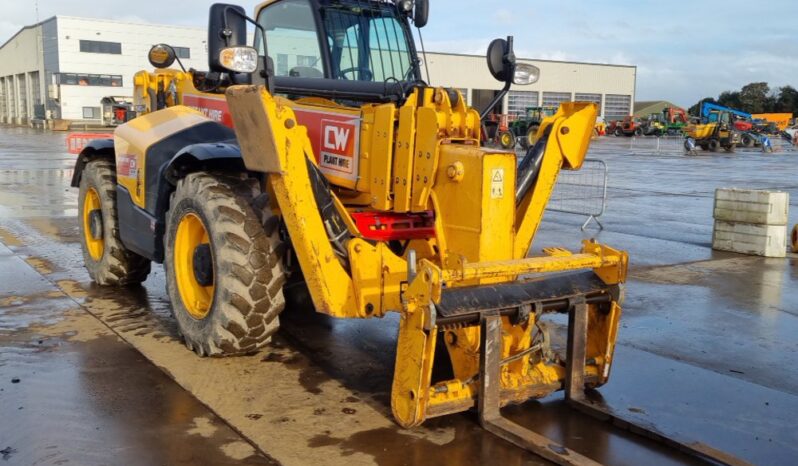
xmin=688 ymin=83 xmax=797 ymax=116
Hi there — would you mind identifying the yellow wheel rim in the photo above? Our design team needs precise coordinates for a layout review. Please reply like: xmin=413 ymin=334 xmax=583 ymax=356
xmin=174 ymin=212 xmax=215 ymax=319
xmin=527 ymin=126 xmax=539 ymax=147
xmin=82 ymin=187 xmax=104 ymax=261
xmin=501 ymin=133 xmax=511 ymax=146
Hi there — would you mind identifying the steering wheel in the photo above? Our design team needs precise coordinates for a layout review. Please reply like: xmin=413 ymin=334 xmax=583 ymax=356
xmin=338 ymin=67 xmax=373 ymax=81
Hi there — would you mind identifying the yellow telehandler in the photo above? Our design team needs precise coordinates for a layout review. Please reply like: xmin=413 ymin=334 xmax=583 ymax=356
xmin=70 ymin=2 xmax=747 ymax=464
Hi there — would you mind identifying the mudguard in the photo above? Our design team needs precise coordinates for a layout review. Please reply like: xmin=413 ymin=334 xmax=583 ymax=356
xmin=70 ymin=138 xmax=115 ymax=188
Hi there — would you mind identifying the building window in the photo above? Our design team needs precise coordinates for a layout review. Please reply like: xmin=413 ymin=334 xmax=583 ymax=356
xmin=79 ymin=40 xmax=122 ymax=54
xmin=82 ymin=107 xmax=101 ymax=119
xmin=508 ymin=91 xmax=539 ymax=117
xmin=604 ymin=94 xmax=632 ymax=121
xmin=542 ymin=92 xmax=571 ymax=107
xmin=575 ymin=93 xmax=602 ymax=115
xmin=58 ymin=73 xmax=123 ymax=87
xmin=173 ymin=47 xmax=190 ymax=59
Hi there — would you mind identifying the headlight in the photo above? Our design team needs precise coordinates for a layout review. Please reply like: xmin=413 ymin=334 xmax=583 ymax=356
xmin=219 ymin=46 xmax=258 ymax=73
xmin=513 ymin=63 xmax=540 ymax=85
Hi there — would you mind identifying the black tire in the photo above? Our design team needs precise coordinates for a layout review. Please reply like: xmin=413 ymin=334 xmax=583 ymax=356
xmin=165 ymin=172 xmax=286 ymax=357
xmin=527 ymin=124 xmax=541 ymax=147
xmin=634 ymin=127 xmax=643 ymax=137
xmin=741 ymin=133 xmax=754 ymax=148
xmin=78 ymin=159 xmax=151 ymax=285
xmin=614 ymin=127 xmax=623 ymax=137
xmin=708 ymin=139 xmax=720 ymax=152
xmin=498 ymin=130 xmax=516 ymax=150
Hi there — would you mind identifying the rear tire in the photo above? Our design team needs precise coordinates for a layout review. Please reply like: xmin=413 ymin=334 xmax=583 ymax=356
xmin=708 ymin=139 xmax=720 ymax=152
xmin=165 ymin=172 xmax=286 ymax=357
xmin=78 ymin=159 xmax=151 ymax=285
xmin=741 ymin=133 xmax=755 ymax=148
xmin=498 ymin=130 xmax=516 ymax=150
xmin=634 ymin=127 xmax=643 ymax=137
xmin=614 ymin=127 xmax=623 ymax=137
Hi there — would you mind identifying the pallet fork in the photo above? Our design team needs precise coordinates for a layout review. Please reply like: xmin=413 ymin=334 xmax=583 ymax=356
xmin=478 ymin=304 xmax=754 ymax=466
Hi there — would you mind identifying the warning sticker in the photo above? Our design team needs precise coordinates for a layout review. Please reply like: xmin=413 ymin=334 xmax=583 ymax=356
xmin=117 ymin=154 xmax=137 ymax=179
xmin=490 ymin=168 xmax=504 ymax=199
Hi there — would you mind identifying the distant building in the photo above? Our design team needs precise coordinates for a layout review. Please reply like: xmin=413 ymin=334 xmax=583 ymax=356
xmin=0 ymin=16 xmax=209 ymax=125
xmin=0 ymin=15 xmax=637 ymax=127
xmin=634 ymin=100 xmax=683 ymax=118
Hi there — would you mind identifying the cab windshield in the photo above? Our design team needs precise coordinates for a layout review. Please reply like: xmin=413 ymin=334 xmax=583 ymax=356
xmin=256 ymin=0 xmax=416 ymax=82
xmin=321 ymin=3 xmax=415 ymax=82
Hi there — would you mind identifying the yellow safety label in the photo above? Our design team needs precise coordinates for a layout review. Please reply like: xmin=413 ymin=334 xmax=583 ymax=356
xmin=491 ymin=168 xmax=504 ymax=199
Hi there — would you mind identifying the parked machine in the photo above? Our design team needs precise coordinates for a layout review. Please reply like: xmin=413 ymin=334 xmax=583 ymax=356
xmin=662 ymin=106 xmax=688 ymax=135
xmin=640 ymin=112 xmax=668 ymax=136
xmin=100 ymin=96 xmax=135 ymax=126
xmin=69 ymin=2 xmax=745 ymax=463
xmin=609 ymin=115 xmax=642 ymax=137
xmin=699 ymin=101 xmax=753 ymax=132
xmin=685 ymin=107 xmax=741 ymax=152
xmin=507 ymin=106 xmax=558 ymax=149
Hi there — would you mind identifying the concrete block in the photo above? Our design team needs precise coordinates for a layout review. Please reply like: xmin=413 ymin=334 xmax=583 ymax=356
xmin=713 ymin=188 xmax=788 ymax=225
xmin=712 ymin=220 xmax=786 ymax=257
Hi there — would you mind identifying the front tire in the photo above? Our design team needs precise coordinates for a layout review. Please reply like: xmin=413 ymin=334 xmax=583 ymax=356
xmin=165 ymin=172 xmax=286 ymax=357
xmin=78 ymin=159 xmax=151 ymax=285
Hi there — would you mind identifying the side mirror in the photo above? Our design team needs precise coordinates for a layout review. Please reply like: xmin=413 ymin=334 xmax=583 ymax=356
xmin=208 ymin=3 xmax=248 ymax=73
xmin=486 ymin=37 xmax=515 ymax=83
xmin=397 ymin=0 xmax=428 ymax=28
xmin=414 ymin=0 xmax=429 ymax=27
xmin=148 ymin=44 xmax=176 ymax=69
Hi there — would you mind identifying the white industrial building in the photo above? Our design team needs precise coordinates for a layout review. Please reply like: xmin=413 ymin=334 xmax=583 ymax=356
xmin=0 ymin=15 xmax=636 ymax=127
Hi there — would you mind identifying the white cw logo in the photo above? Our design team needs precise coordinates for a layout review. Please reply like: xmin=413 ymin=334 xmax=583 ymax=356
xmin=323 ymin=125 xmax=351 ymax=152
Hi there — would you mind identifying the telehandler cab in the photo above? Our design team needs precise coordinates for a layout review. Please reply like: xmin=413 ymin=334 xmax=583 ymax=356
xmin=69 ymin=1 xmax=747 ymax=464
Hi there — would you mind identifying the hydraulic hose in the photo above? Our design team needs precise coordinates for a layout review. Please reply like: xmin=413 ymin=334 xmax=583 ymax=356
xmin=515 ymin=125 xmax=553 ymax=205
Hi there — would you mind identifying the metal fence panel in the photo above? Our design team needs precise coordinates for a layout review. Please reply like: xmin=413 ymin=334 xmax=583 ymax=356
xmin=546 ymin=158 xmax=607 ymax=230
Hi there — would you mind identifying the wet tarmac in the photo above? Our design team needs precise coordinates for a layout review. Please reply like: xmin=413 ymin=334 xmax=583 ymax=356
xmin=0 ymin=126 xmax=797 ymax=465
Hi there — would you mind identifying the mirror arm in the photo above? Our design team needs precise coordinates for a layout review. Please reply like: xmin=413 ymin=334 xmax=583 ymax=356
xmin=480 ymin=78 xmax=512 ymax=120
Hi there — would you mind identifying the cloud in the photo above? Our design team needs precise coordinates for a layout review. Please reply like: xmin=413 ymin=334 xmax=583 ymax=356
xmin=492 ymin=8 xmax=515 ymax=25
xmin=1 ymin=0 xmax=795 ymax=106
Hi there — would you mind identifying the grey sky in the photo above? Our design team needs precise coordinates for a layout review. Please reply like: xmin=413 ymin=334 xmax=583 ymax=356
xmin=3 ymin=0 xmax=796 ymax=107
